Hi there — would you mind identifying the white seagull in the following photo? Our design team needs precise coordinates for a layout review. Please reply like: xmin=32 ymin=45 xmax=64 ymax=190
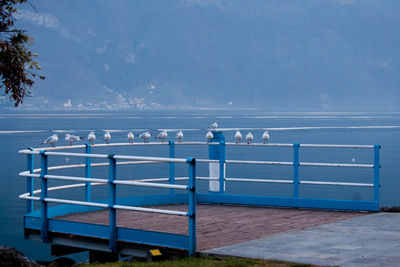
xmin=87 ymin=132 xmax=96 ymax=145
xmin=42 ymin=134 xmax=58 ymax=147
xmin=206 ymin=130 xmax=214 ymax=143
xmin=209 ymin=122 xmax=218 ymax=130
xmin=234 ymin=130 xmax=242 ymax=144
xmin=65 ymin=134 xmax=83 ymax=146
xmin=262 ymin=130 xmax=270 ymax=144
xmin=138 ymin=131 xmax=151 ymax=143
xmin=103 ymin=131 xmax=111 ymax=144
xmin=156 ymin=130 xmax=168 ymax=143
xmin=176 ymin=131 xmax=184 ymax=143
xmin=127 ymin=132 xmax=134 ymax=143
xmin=246 ymin=132 xmax=254 ymax=144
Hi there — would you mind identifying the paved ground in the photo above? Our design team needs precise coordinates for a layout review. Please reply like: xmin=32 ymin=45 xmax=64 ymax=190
xmin=205 ymin=212 xmax=400 ymax=267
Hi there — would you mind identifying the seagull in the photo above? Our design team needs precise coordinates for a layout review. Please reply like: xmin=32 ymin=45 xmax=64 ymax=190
xmin=138 ymin=131 xmax=151 ymax=143
xmin=65 ymin=134 xmax=83 ymax=146
xmin=206 ymin=130 xmax=214 ymax=143
xmin=103 ymin=131 xmax=111 ymax=144
xmin=234 ymin=130 xmax=242 ymax=144
xmin=246 ymin=132 xmax=253 ymax=144
xmin=42 ymin=134 xmax=58 ymax=147
xmin=262 ymin=130 xmax=270 ymax=144
xmin=87 ymin=132 xmax=96 ymax=145
xmin=155 ymin=130 xmax=168 ymax=143
xmin=176 ymin=131 xmax=184 ymax=143
xmin=209 ymin=122 xmax=218 ymax=130
xmin=127 ymin=132 xmax=134 ymax=143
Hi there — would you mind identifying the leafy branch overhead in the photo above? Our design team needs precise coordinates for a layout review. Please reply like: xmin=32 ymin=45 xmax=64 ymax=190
xmin=0 ymin=0 xmax=44 ymax=107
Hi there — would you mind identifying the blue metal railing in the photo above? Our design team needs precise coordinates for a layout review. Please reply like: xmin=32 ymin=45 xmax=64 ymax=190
xmin=19 ymin=132 xmax=381 ymax=255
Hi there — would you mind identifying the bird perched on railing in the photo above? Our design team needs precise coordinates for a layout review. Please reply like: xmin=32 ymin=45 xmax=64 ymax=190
xmin=209 ymin=122 xmax=218 ymax=130
xmin=155 ymin=130 xmax=167 ymax=143
xmin=235 ymin=130 xmax=242 ymax=144
xmin=65 ymin=134 xmax=83 ymax=146
xmin=138 ymin=131 xmax=151 ymax=143
xmin=103 ymin=131 xmax=111 ymax=144
xmin=176 ymin=131 xmax=183 ymax=143
xmin=127 ymin=132 xmax=134 ymax=143
xmin=206 ymin=130 xmax=214 ymax=143
xmin=262 ymin=130 xmax=270 ymax=144
xmin=87 ymin=132 xmax=96 ymax=145
xmin=42 ymin=134 xmax=58 ymax=147
xmin=246 ymin=132 xmax=253 ymax=144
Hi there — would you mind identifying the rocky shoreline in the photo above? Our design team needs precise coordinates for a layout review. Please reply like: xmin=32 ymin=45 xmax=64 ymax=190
xmin=0 ymin=246 xmax=77 ymax=267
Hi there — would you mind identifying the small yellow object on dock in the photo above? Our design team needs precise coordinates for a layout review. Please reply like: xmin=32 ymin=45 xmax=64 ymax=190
xmin=149 ymin=249 xmax=162 ymax=256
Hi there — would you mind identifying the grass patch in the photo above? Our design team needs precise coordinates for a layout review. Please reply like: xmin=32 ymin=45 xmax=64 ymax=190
xmin=83 ymin=255 xmax=319 ymax=267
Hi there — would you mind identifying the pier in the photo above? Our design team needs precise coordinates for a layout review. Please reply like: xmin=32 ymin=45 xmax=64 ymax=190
xmin=19 ymin=131 xmax=380 ymax=261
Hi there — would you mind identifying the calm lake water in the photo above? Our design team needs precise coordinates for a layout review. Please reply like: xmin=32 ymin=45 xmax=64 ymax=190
xmin=1 ymin=110 xmax=399 ymax=261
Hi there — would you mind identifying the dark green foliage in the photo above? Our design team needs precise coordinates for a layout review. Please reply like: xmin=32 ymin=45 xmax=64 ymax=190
xmin=0 ymin=0 xmax=44 ymax=107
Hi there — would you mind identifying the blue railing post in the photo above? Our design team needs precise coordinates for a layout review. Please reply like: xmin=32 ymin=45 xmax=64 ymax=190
xmin=85 ymin=144 xmax=92 ymax=202
xmin=187 ymin=157 xmax=196 ymax=255
xmin=169 ymin=141 xmax=175 ymax=195
xmin=219 ymin=141 xmax=225 ymax=194
xmin=208 ymin=131 xmax=225 ymax=193
xmin=108 ymin=154 xmax=117 ymax=253
xmin=293 ymin=143 xmax=300 ymax=199
xmin=374 ymin=144 xmax=381 ymax=203
xmin=26 ymin=147 xmax=34 ymax=214
xmin=40 ymin=150 xmax=48 ymax=242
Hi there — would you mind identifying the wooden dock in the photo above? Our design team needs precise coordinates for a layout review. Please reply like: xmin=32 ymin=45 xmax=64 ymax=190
xmin=56 ymin=204 xmax=365 ymax=251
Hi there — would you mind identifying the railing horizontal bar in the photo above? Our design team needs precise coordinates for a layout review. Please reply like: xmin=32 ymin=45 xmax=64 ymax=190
xmin=226 ymin=178 xmax=293 ymax=184
xmin=113 ymin=205 xmax=188 ymax=216
xmin=114 ymin=155 xmax=187 ymax=163
xmin=45 ymin=174 xmax=108 ymax=183
xmin=45 ymin=151 xmax=109 ymax=158
xmin=19 ymin=171 xmax=40 ymax=178
xmin=197 ymin=176 xmax=218 ymax=180
xmin=300 ymin=180 xmax=374 ymax=187
xmin=136 ymin=177 xmax=188 ymax=182
xmin=197 ymin=159 xmax=219 ymax=163
xmin=226 ymin=159 xmax=293 ymax=166
xmin=19 ymin=195 xmax=40 ymax=201
xmin=300 ymin=162 xmax=374 ymax=168
xmin=45 ymin=198 xmax=108 ymax=208
xmin=176 ymin=142 xmax=218 ymax=145
xmin=114 ymin=180 xmax=188 ymax=190
xmin=225 ymin=142 xmax=293 ymax=147
xmin=300 ymin=144 xmax=374 ymax=149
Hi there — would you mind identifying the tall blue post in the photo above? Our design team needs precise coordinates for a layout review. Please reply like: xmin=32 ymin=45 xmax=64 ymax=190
xmin=374 ymin=144 xmax=381 ymax=203
xmin=293 ymin=143 xmax=300 ymax=199
xmin=169 ymin=141 xmax=175 ymax=195
xmin=187 ymin=157 xmax=196 ymax=255
xmin=27 ymin=147 xmax=34 ymax=214
xmin=208 ymin=131 xmax=225 ymax=193
xmin=40 ymin=151 xmax=48 ymax=242
xmin=85 ymin=144 xmax=92 ymax=202
xmin=108 ymin=154 xmax=117 ymax=253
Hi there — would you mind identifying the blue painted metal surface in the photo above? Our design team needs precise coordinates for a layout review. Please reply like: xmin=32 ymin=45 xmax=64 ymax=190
xmin=293 ymin=142 xmax=300 ymax=199
xmin=187 ymin=157 xmax=197 ymax=255
xmin=40 ymin=150 xmax=48 ymax=242
xmin=85 ymin=144 xmax=92 ymax=202
xmin=208 ymin=131 xmax=225 ymax=160
xmin=169 ymin=141 xmax=175 ymax=195
xmin=219 ymin=141 xmax=225 ymax=194
xmin=26 ymin=147 xmax=34 ymax=214
xmin=108 ymin=154 xmax=117 ymax=253
xmin=374 ymin=144 xmax=381 ymax=202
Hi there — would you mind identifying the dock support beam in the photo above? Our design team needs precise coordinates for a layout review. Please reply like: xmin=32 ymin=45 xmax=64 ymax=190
xmin=85 ymin=144 xmax=92 ymax=202
xmin=187 ymin=157 xmax=196 ymax=255
xmin=108 ymin=154 xmax=117 ymax=253
xmin=40 ymin=150 xmax=48 ymax=242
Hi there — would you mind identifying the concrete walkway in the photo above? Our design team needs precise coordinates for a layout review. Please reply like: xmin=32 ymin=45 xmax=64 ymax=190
xmin=204 ymin=212 xmax=400 ymax=267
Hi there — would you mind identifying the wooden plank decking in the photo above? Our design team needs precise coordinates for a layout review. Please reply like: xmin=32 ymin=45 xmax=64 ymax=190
xmin=56 ymin=204 xmax=365 ymax=251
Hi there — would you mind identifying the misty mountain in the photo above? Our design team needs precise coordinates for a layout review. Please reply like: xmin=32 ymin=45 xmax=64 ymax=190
xmin=4 ymin=0 xmax=400 ymax=111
